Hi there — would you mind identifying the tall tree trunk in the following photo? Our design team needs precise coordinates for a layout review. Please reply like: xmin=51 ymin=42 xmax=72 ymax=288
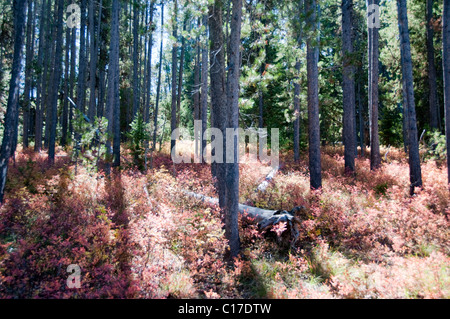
xmin=293 ymin=56 xmax=301 ymax=162
xmin=35 ymin=0 xmax=49 ymax=152
xmin=225 ymin=0 xmax=243 ymax=258
xmin=427 ymin=0 xmax=439 ymax=130
xmin=209 ymin=0 xmax=227 ymax=207
xmin=442 ymin=0 xmax=450 ymax=185
xmin=170 ymin=0 xmax=178 ymax=153
xmin=41 ymin=0 xmax=52 ymax=150
xmin=144 ymin=1 xmax=154 ymax=170
xmin=77 ymin=0 xmax=87 ymax=114
xmin=0 ymin=0 xmax=27 ymax=203
xmin=293 ymin=0 xmax=303 ymax=163
xmin=48 ymin=0 xmax=64 ymax=164
xmin=397 ymin=0 xmax=423 ymax=194
xmin=201 ymin=14 xmax=209 ymax=163
xmin=368 ymin=0 xmax=381 ymax=170
xmin=43 ymin=0 xmax=57 ymax=150
xmin=88 ymin=0 xmax=98 ymax=121
xmin=62 ymin=24 xmax=70 ymax=146
xmin=144 ymin=1 xmax=154 ymax=124
xmin=69 ymin=27 xmax=76 ymax=133
xmin=106 ymin=0 xmax=121 ymax=170
xmin=23 ymin=0 xmax=34 ymax=149
xmin=306 ymin=0 xmax=322 ymax=190
xmin=401 ymin=53 xmax=409 ymax=153
xmin=177 ymin=18 xmax=186 ymax=127
xmin=97 ymin=0 xmax=106 ymax=118
xmin=132 ymin=0 xmax=140 ymax=120
xmin=193 ymin=24 xmax=200 ymax=123
xmin=342 ymin=0 xmax=356 ymax=173
xmin=150 ymin=2 xmax=164 ymax=169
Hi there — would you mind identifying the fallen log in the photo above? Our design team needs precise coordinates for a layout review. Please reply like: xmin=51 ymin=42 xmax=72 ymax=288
xmin=182 ymin=189 xmax=306 ymax=247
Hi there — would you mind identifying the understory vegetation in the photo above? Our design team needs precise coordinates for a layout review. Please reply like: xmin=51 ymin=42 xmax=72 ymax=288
xmin=0 ymin=145 xmax=448 ymax=299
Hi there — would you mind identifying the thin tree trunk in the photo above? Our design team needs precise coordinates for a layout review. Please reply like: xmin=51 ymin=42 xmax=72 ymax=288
xmin=225 ymin=0 xmax=243 ymax=258
xmin=144 ymin=1 xmax=154 ymax=170
xmin=397 ymin=0 xmax=423 ymax=193
xmin=357 ymin=79 xmax=365 ymax=156
xmin=170 ymin=0 xmax=178 ymax=153
xmin=41 ymin=0 xmax=52 ymax=150
xmin=293 ymin=57 xmax=301 ymax=162
xmin=306 ymin=0 xmax=322 ymax=190
xmin=43 ymin=0 xmax=57 ymax=150
xmin=177 ymin=18 xmax=186 ymax=127
xmin=62 ymin=24 xmax=70 ymax=146
xmin=77 ymin=0 xmax=87 ymax=114
xmin=97 ymin=0 xmax=106 ymax=118
xmin=427 ymin=0 xmax=439 ymax=130
xmin=293 ymin=0 xmax=303 ymax=163
xmin=132 ymin=0 xmax=140 ymax=120
xmin=106 ymin=0 xmax=121 ymax=171
xmin=0 ymin=0 xmax=27 ymax=203
xmin=23 ymin=0 xmax=34 ymax=149
xmin=88 ymin=0 xmax=98 ymax=121
xmin=144 ymin=1 xmax=154 ymax=124
xmin=209 ymin=0 xmax=227 ymax=207
xmin=401 ymin=55 xmax=409 ymax=153
xmin=150 ymin=2 xmax=164 ymax=169
xmin=442 ymin=0 xmax=450 ymax=185
xmin=48 ymin=0 xmax=64 ymax=164
xmin=368 ymin=0 xmax=381 ymax=170
xmin=193 ymin=24 xmax=200 ymax=122
xmin=35 ymin=0 xmax=48 ymax=152
xmin=342 ymin=0 xmax=356 ymax=173
xmin=201 ymin=14 xmax=208 ymax=163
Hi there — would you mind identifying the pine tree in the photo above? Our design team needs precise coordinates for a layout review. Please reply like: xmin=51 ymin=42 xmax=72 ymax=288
xmin=443 ymin=0 xmax=450 ymax=185
xmin=342 ymin=0 xmax=356 ymax=174
xmin=0 ymin=0 xmax=28 ymax=203
xmin=397 ymin=0 xmax=422 ymax=194
xmin=306 ymin=0 xmax=322 ymax=189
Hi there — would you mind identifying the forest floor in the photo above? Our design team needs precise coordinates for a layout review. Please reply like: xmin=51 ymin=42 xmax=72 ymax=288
xmin=0 ymin=144 xmax=448 ymax=298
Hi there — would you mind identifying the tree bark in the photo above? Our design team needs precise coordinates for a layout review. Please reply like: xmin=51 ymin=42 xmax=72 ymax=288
xmin=34 ymin=0 xmax=49 ymax=152
xmin=0 ymin=0 xmax=27 ymax=203
xmin=150 ymin=2 xmax=164 ymax=169
xmin=293 ymin=0 xmax=303 ymax=163
xmin=77 ymin=0 xmax=87 ymax=114
xmin=22 ymin=0 xmax=34 ymax=149
xmin=293 ymin=57 xmax=301 ymax=163
xmin=201 ymin=14 xmax=209 ymax=163
xmin=193 ymin=28 xmax=201 ymax=123
xmin=176 ymin=18 xmax=186 ymax=127
xmin=342 ymin=0 xmax=356 ymax=173
xmin=443 ymin=0 xmax=450 ymax=185
xmin=368 ymin=0 xmax=381 ymax=170
xmin=132 ymin=0 xmax=140 ymax=121
xmin=88 ymin=0 xmax=98 ymax=121
xmin=427 ymin=0 xmax=439 ymax=130
xmin=225 ymin=0 xmax=243 ymax=258
xmin=48 ymin=0 xmax=64 ymax=164
xmin=106 ymin=0 xmax=121 ymax=171
xmin=170 ymin=0 xmax=178 ymax=153
xmin=209 ymin=0 xmax=227 ymax=207
xmin=306 ymin=0 xmax=322 ymax=190
xmin=62 ymin=23 xmax=70 ymax=146
xmin=397 ymin=0 xmax=423 ymax=193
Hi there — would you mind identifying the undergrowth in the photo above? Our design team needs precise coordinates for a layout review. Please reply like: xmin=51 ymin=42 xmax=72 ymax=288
xmin=0 ymin=146 xmax=448 ymax=299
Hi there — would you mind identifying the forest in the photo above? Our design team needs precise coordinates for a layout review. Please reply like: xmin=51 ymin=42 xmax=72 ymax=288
xmin=0 ymin=0 xmax=449 ymax=299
